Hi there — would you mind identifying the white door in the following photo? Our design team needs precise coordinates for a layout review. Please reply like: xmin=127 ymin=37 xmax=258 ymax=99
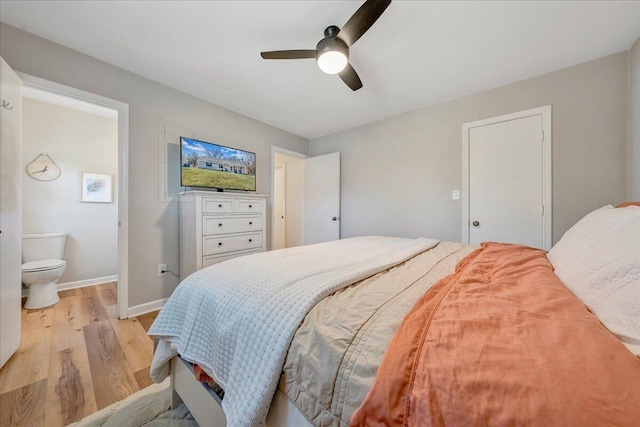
xmin=273 ymin=164 xmax=286 ymax=250
xmin=0 ymin=57 xmax=22 ymax=368
xmin=463 ymin=107 xmax=551 ymax=250
xmin=304 ymin=152 xmax=340 ymax=245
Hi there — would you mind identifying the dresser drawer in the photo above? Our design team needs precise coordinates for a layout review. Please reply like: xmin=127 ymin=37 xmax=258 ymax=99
xmin=202 ymin=198 xmax=234 ymax=213
xmin=203 ymin=215 xmax=263 ymax=235
xmin=237 ymin=200 xmax=263 ymax=213
xmin=203 ymin=232 xmax=262 ymax=255
xmin=203 ymin=249 xmax=262 ymax=268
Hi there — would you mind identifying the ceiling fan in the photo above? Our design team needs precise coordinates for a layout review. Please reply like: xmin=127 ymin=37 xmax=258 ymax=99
xmin=260 ymin=0 xmax=392 ymax=91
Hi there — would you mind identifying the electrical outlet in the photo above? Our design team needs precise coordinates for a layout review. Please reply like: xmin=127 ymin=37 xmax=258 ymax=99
xmin=452 ymin=189 xmax=460 ymax=200
xmin=158 ymin=264 xmax=167 ymax=277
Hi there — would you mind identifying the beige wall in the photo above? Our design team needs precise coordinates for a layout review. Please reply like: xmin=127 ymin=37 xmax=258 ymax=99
xmin=1 ymin=23 xmax=309 ymax=308
xmin=311 ymin=52 xmax=630 ymax=244
xmin=274 ymin=152 xmax=305 ymax=248
xmin=22 ymin=98 xmax=118 ymax=284
xmin=631 ymin=38 xmax=640 ymax=200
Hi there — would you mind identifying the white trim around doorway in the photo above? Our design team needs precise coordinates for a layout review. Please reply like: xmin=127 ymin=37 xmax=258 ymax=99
xmin=19 ymin=73 xmax=131 ymax=319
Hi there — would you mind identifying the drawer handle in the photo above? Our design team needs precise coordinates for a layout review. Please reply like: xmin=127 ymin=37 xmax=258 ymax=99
xmin=249 ymin=238 xmax=253 ymax=242
xmin=218 ymin=223 xmax=223 ymax=227
xmin=249 ymin=221 xmax=253 ymax=225
xmin=218 ymin=242 xmax=223 ymax=246
xmin=248 ymin=204 xmax=253 ymax=208
xmin=218 ymin=204 xmax=223 ymax=208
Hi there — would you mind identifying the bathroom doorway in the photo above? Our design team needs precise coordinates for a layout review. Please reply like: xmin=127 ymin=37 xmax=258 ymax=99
xmin=19 ymin=74 xmax=129 ymax=318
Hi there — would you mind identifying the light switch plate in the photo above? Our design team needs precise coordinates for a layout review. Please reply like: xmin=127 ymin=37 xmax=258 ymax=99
xmin=452 ymin=190 xmax=460 ymax=200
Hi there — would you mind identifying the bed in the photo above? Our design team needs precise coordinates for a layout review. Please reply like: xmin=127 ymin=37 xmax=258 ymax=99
xmin=148 ymin=204 xmax=640 ymax=427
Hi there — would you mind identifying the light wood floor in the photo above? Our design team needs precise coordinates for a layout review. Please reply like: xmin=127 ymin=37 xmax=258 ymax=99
xmin=0 ymin=283 xmax=159 ymax=427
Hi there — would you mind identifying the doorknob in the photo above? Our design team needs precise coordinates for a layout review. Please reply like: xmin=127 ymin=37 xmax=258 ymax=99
xmin=332 ymin=217 xmax=338 ymax=221
xmin=472 ymin=221 xmax=480 ymax=227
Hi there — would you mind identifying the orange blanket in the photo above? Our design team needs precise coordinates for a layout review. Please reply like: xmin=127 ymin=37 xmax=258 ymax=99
xmin=351 ymin=243 xmax=640 ymax=426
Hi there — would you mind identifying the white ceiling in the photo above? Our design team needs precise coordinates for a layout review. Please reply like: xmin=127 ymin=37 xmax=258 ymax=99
xmin=2 ymin=1 xmax=639 ymax=139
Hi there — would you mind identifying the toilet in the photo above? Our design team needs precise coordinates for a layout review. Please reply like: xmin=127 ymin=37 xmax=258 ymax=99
xmin=22 ymin=233 xmax=67 ymax=309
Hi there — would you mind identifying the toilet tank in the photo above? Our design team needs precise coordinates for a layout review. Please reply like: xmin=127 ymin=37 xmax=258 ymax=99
xmin=22 ymin=233 xmax=67 ymax=263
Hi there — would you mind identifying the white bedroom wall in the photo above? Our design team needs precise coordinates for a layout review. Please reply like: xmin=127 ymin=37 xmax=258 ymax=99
xmin=630 ymin=37 xmax=640 ymax=201
xmin=0 ymin=22 xmax=309 ymax=309
xmin=310 ymin=52 xmax=630 ymax=244
xmin=22 ymin=97 xmax=118 ymax=284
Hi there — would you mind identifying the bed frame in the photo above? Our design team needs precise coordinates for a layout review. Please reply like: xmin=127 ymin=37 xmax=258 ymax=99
xmin=169 ymin=356 xmax=312 ymax=427
xmin=170 ymin=356 xmax=227 ymax=425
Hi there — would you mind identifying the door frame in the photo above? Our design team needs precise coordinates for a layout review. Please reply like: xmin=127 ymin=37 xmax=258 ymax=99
xmin=270 ymin=146 xmax=307 ymax=250
xmin=462 ymin=105 xmax=552 ymax=249
xmin=19 ymin=73 xmax=131 ymax=318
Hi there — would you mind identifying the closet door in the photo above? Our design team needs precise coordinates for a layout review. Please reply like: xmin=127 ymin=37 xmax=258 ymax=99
xmin=0 ymin=57 xmax=22 ymax=368
xmin=304 ymin=152 xmax=340 ymax=245
xmin=463 ymin=106 xmax=551 ymax=250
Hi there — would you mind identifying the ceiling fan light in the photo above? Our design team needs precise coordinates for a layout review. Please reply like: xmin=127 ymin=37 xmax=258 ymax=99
xmin=317 ymin=51 xmax=348 ymax=74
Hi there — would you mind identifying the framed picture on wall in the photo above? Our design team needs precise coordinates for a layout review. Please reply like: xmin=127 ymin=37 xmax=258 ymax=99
xmin=81 ymin=172 xmax=112 ymax=203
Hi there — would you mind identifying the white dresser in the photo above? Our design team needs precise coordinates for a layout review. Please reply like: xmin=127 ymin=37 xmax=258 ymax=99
xmin=179 ymin=191 xmax=268 ymax=281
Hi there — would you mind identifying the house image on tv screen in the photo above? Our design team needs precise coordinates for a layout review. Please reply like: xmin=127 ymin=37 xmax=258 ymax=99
xmin=196 ymin=157 xmax=248 ymax=174
xmin=181 ymin=137 xmax=256 ymax=191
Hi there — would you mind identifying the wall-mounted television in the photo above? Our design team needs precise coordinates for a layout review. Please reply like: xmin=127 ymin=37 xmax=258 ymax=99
xmin=180 ymin=137 xmax=256 ymax=191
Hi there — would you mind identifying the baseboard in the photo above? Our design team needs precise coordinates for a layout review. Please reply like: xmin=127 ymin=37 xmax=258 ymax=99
xmin=57 ymin=275 xmax=118 ymax=292
xmin=20 ymin=274 xmax=166 ymax=317
xmin=21 ymin=275 xmax=119 ymax=298
xmin=127 ymin=297 xmax=168 ymax=318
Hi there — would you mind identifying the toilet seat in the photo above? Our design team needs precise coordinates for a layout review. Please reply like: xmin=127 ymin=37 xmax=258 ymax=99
xmin=22 ymin=259 xmax=66 ymax=272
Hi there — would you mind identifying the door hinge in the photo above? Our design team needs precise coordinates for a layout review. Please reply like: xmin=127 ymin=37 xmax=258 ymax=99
xmin=541 ymin=130 xmax=544 ymax=143
xmin=541 ymin=204 xmax=544 ymax=216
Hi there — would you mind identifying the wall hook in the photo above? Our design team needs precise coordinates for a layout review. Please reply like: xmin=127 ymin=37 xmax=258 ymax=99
xmin=2 ymin=100 xmax=14 ymax=110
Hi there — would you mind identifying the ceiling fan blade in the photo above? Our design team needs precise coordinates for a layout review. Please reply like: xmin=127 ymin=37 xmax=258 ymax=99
xmin=337 ymin=0 xmax=391 ymax=47
xmin=260 ymin=50 xmax=316 ymax=60
xmin=339 ymin=63 xmax=363 ymax=91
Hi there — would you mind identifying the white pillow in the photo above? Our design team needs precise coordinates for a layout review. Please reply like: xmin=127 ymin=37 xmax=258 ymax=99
xmin=548 ymin=205 xmax=640 ymax=355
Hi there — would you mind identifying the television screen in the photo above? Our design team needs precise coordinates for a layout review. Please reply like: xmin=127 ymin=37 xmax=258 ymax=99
xmin=180 ymin=137 xmax=256 ymax=191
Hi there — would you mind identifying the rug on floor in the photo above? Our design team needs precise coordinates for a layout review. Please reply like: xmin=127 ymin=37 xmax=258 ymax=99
xmin=66 ymin=378 xmax=198 ymax=427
